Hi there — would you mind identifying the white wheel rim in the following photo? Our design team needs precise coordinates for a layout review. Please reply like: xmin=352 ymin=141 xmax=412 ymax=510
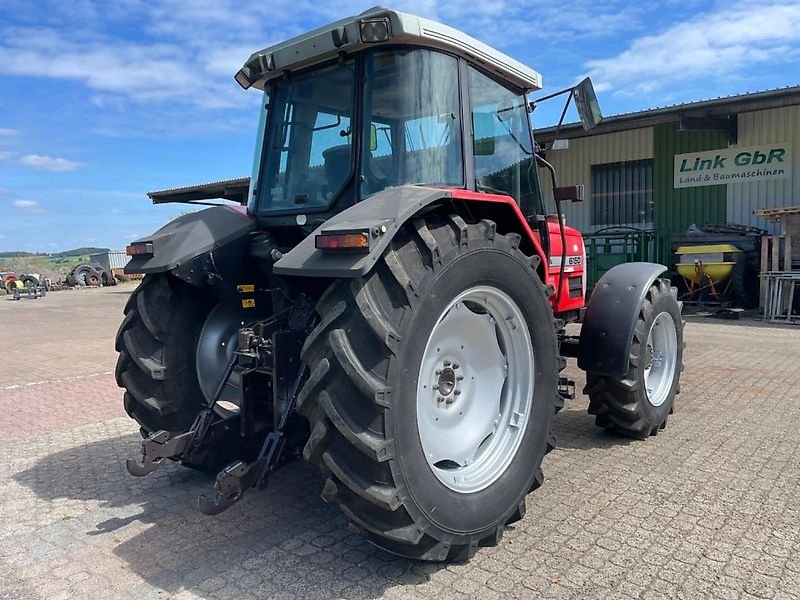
xmin=416 ymin=286 xmax=534 ymax=494
xmin=644 ymin=311 xmax=678 ymax=407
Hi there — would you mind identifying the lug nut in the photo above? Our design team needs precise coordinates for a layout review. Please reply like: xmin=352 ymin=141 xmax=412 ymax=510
xmin=437 ymin=396 xmax=445 ymax=403
xmin=454 ymin=389 xmax=461 ymax=396
xmin=446 ymin=397 xmax=455 ymax=405
xmin=435 ymin=369 xmax=442 ymax=375
xmin=444 ymin=360 xmax=451 ymax=367
xmin=457 ymin=375 xmax=464 ymax=381
xmin=452 ymin=362 xmax=460 ymax=369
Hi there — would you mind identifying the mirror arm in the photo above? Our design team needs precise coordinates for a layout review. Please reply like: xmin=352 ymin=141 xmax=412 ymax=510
xmin=530 ymin=85 xmax=573 ymax=105
xmin=549 ymin=90 xmax=574 ymax=152
xmin=535 ymin=153 xmax=567 ymax=309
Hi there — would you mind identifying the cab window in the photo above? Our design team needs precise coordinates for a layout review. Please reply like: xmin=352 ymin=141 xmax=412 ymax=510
xmin=361 ymin=49 xmax=463 ymax=197
xmin=469 ymin=67 xmax=539 ymax=212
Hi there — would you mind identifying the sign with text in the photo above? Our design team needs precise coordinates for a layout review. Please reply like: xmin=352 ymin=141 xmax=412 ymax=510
xmin=674 ymin=143 xmax=792 ymax=188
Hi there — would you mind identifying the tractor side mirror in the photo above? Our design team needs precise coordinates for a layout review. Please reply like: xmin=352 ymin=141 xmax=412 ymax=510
xmin=573 ymin=77 xmax=603 ymax=131
xmin=553 ymin=184 xmax=584 ymax=203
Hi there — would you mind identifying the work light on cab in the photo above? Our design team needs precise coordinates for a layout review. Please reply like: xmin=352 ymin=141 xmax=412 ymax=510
xmin=359 ymin=17 xmax=391 ymax=42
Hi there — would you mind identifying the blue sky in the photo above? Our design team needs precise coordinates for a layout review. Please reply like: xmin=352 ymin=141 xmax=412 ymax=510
xmin=1 ymin=0 xmax=799 ymax=252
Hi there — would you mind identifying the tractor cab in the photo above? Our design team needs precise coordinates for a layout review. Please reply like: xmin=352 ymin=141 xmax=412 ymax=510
xmin=239 ymin=7 xmax=599 ymax=314
xmin=244 ymin=9 xmax=543 ymax=225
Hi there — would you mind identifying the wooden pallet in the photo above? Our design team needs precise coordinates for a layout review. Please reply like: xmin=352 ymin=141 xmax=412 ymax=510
xmin=760 ymin=234 xmax=794 ymax=308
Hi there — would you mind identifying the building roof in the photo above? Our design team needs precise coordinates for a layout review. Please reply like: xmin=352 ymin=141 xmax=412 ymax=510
xmin=534 ymin=85 xmax=800 ymax=141
xmin=147 ymin=177 xmax=250 ymax=205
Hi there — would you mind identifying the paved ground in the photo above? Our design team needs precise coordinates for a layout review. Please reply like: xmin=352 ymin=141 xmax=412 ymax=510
xmin=1 ymin=285 xmax=799 ymax=600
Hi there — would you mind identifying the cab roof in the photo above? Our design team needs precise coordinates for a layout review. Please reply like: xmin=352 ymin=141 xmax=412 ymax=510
xmin=236 ymin=6 xmax=542 ymax=92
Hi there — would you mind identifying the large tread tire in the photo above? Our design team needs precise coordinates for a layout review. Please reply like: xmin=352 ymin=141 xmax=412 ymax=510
xmin=585 ymin=278 xmax=684 ymax=439
xmin=115 ymin=274 xmax=215 ymax=435
xmin=298 ymin=215 xmax=560 ymax=562
xmin=101 ymin=270 xmax=117 ymax=287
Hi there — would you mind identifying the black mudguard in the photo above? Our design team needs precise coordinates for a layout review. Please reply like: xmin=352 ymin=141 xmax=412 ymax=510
xmin=125 ymin=206 xmax=257 ymax=274
xmin=577 ymin=262 xmax=668 ymax=377
xmin=125 ymin=206 xmax=267 ymax=306
xmin=272 ymin=186 xmax=450 ymax=278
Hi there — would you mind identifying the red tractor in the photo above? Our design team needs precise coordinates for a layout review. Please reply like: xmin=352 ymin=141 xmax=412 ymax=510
xmin=120 ymin=7 xmax=683 ymax=561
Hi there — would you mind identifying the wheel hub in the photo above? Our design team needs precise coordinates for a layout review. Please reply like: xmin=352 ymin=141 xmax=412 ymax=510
xmin=435 ymin=364 xmax=461 ymax=404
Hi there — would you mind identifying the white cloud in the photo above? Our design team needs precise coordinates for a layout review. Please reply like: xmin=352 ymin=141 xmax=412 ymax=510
xmin=0 ymin=28 xmax=225 ymax=106
xmin=0 ymin=150 xmax=13 ymax=161
xmin=13 ymin=199 xmax=44 ymax=212
xmin=19 ymin=154 xmax=85 ymax=171
xmin=587 ymin=0 xmax=800 ymax=94
xmin=0 ymin=128 xmax=17 ymax=136
xmin=0 ymin=0 xmax=644 ymax=114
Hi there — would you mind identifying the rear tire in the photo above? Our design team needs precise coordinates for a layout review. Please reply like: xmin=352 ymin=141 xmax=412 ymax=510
xmin=585 ymin=278 xmax=684 ymax=439
xmin=298 ymin=215 xmax=559 ymax=561
xmin=115 ymin=274 xmax=215 ymax=434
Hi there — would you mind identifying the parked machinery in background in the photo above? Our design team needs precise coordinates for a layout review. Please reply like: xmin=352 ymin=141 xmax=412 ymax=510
xmin=671 ymin=224 xmax=763 ymax=308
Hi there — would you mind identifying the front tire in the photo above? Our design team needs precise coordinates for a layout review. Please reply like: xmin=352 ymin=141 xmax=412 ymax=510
xmin=298 ymin=215 xmax=559 ymax=561
xmin=586 ymin=278 xmax=684 ymax=439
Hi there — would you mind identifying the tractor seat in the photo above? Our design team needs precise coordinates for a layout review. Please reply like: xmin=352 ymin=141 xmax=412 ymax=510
xmin=322 ymin=144 xmax=352 ymax=195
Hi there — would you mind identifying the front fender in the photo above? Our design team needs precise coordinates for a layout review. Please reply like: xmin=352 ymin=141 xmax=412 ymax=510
xmin=272 ymin=186 xmax=450 ymax=278
xmin=577 ymin=262 xmax=668 ymax=377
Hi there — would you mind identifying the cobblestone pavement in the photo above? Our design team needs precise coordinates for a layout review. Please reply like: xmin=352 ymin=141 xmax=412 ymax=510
xmin=1 ymin=286 xmax=800 ymax=599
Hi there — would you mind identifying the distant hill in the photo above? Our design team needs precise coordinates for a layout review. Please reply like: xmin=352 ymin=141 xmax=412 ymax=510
xmin=0 ymin=251 xmax=46 ymax=258
xmin=0 ymin=247 xmax=110 ymax=258
xmin=52 ymin=247 xmax=110 ymax=257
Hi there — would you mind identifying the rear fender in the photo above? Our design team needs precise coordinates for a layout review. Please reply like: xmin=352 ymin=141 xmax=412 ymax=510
xmin=126 ymin=205 xmax=266 ymax=306
xmin=577 ymin=262 xmax=668 ymax=377
xmin=125 ymin=206 xmax=256 ymax=274
xmin=273 ymin=185 xmax=548 ymax=278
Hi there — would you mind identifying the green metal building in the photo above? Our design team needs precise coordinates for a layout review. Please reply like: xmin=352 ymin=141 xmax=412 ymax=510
xmin=534 ymin=86 xmax=799 ymax=282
